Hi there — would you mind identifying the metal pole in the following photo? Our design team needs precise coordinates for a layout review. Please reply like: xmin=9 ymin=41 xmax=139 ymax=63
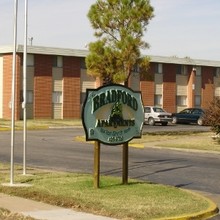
xmin=10 ymin=0 xmax=18 ymax=185
xmin=23 ymin=0 xmax=28 ymax=175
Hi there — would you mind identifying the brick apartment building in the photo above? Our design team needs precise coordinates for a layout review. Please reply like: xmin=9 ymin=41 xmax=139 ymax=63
xmin=0 ymin=45 xmax=220 ymax=120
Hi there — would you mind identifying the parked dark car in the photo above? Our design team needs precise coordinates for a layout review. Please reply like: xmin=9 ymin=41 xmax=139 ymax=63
xmin=172 ymin=108 xmax=205 ymax=125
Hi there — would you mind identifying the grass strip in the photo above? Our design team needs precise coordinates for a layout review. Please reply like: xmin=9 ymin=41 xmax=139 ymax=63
xmin=75 ymin=131 xmax=220 ymax=152
xmin=0 ymin=164 xmax=212 ymax=220
xmin=0 ymin=119 xmax=82 ymax=130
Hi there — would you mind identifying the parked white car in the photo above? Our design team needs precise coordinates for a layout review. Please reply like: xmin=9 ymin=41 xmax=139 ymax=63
xmin=144 ymin=106 xmax=172 ymax=126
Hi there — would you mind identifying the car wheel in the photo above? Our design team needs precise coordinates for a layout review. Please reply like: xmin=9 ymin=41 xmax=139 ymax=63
xmin=161 ymin=122 xmax=168 ymax=126
xmin=148 ymin=117 xmax=155 ymax=126
xmin=172 ymin=116 xmax=178 ymax=124
xmin=197 ymin=118 xmax=203 ymax=126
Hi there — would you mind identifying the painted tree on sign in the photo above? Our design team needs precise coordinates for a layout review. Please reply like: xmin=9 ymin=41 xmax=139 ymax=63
xmin=86 ymin=0 xmax=154 ymax=85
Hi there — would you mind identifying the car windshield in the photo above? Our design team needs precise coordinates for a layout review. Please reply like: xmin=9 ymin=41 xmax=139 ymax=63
xmin=153 ymin=107 xmax=165 ymax=113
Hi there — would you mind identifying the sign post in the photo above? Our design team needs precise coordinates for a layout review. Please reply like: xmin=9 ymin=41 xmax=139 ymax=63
xmin=122 ymin=142 xmax=128 ymax=184
xmin=94 ymin=141 xmax=100 ymax=188
xmin=82 ymin=84 xmax=144 ymax=188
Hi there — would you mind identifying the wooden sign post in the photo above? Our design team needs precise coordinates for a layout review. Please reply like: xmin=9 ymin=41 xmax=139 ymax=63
xmin=122 ymin=142 xmax=128 ymax=184
xmin=82 ymin=84 xmax=144 ymax=188
xmin=94 ymin=141 xmax=100 ymax=188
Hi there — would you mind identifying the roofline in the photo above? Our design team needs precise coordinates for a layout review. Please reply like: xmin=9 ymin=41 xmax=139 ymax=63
xmin=0 ymin=45 xmax=89 ymax=58
xmin=0 ymin=44 xmax=220 ymax=67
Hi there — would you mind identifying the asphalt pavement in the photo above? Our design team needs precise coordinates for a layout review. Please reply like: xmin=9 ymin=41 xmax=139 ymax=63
xmin=0 ymin=124 xmax=219 ymax=219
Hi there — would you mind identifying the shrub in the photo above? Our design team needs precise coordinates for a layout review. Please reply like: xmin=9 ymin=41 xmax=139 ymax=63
xmin=203 ymin=97 xmax=220 ymax=135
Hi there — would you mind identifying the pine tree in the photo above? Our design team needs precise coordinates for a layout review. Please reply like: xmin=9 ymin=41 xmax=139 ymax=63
xmin=86 ymin=0 xmax=154 ymax=85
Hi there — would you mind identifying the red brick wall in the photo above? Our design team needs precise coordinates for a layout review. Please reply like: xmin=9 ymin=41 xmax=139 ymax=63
xmin=187 ymin=68 xmax=195 ymax=108
xmin=201 ymin=66 xmax=214 ymax=109
xmin=63 ymin=56 xmax=81 ymax=118
xmin=163 ymin=64 xmax=176 ymax=112
xmin=3 ymin=54 xmax=21 ymax=120
xmin=140 ymin=81 xmax=154 ymax=106
xmin=34 ymin=54 xmax=52 ymax=118
xmin=140 ymin=63 xmax=154 ymax=106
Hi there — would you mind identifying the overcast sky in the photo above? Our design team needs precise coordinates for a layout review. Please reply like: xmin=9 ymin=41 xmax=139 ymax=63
xmin=0 ymin=0 xmax=219 ymax=61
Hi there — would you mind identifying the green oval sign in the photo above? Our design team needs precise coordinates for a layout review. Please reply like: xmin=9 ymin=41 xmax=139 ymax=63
xmin=82 ymin=84 xmax=144 ymax=145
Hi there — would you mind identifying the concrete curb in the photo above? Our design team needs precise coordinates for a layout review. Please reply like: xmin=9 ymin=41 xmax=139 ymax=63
xmin=0 ymin=189 xmax=218 ymax=220
xmin=155 ymin=190 xmax=219 ymax=220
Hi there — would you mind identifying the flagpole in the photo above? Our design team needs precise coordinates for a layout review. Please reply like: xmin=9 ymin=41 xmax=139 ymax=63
xmin=23 ymin=0 xmax=28 ymax=175
xmin=10 ymin=0 xmax=18 ymax=185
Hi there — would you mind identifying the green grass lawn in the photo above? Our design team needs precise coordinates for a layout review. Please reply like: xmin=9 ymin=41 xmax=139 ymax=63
xmin=0 ymin=164 xmax=216 ymax=220
xmin=0 ymin=120 xmax=219 ymax=219
xmin=137 ymin=131 xmax=220 ymax=152
xmin=0 ymin=119 xmax=82 ymax=131
xmin=76 ymin=131 xmax=220 ymax=152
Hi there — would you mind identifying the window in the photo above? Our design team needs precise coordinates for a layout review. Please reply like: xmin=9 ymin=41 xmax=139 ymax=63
xmin=195 ymin=66 xmax=201 ymax=76
xmin=132 ymin=64 xmax=139 ymax=72
xmin=26 ymin=91 xmax=33 ymax=103
xmin=27 ymin=54 xmax=34 ymax=66
xmin=177 ymin=95 xmax=187 ymax=106
xmin=20 ymin=90 xmax=33 ymax=103
xmin=144 ymin=107 xmax=151 ymax=113
xmin=53 ymin=56 xmax=63 ymax=67
xmin=52 ymin=92 xmax=62 ymax=103
xmin=154 ymin=95 xmax=162 ymax=106
xmin=177 ymin=65 xmax=187 ymax=75
xmin=195 ymin=95 xmax=201 ymax=107
xmin=155 ymin=63 xmax=163 ymax=74
xmin=192 ymin=108 xmax=203 ymax=114
xmin=81 ymin=58 xmax=87 ymax=69
xmin=214 ymin=67 xmax=220 ymax=77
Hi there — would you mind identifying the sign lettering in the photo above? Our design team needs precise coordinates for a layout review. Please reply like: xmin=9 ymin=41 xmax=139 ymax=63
xmin=82 ymin=84 xmax=144 ymax=145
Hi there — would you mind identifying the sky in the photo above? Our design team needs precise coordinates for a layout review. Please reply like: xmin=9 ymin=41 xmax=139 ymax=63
xmin=0 ymin=0 xmax=219 ymax=61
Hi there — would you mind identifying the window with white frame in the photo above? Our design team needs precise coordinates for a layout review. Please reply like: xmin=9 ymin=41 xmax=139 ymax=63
xmin=177 ymin=95 xmax=187 ymax=106
xmin=154 ymin=94 xmax=162 ymax=106
xmin=52 ymin=91 xmax=63 ymax=103
xmin=155 ymin=63 xmax=163 ymax=74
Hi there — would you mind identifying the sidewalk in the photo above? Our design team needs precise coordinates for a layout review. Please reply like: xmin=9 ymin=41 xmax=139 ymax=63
xmin=0 ymin=192 xmax=219 ymax=220
xmin=0 ymin=193 xmax=117 ymax=220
